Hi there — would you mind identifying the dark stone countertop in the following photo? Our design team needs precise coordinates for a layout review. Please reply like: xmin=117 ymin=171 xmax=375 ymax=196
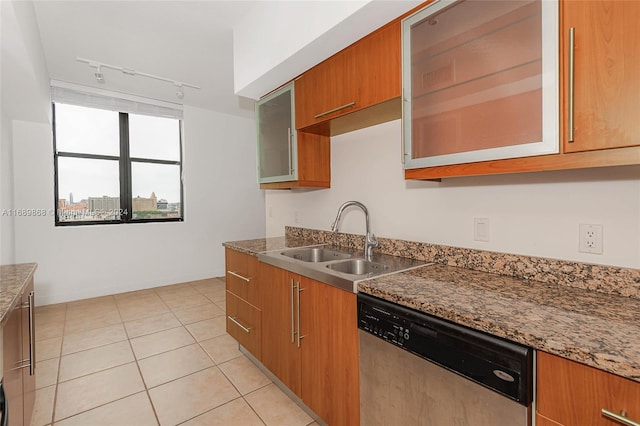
xmin=1 ymin=263 xmax=37 ymax=325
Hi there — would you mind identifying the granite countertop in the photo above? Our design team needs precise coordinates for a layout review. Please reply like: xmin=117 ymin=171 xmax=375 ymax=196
xmin=358 ymin=264 xmax=640 ymax=383
xmin=223 ymin=236 xmax=319 ymax=256
xmin=0 ymin=263 xmax=37 ymax=325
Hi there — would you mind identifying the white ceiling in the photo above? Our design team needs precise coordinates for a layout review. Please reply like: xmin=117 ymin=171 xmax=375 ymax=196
xmin=33 ymin=1 xmax=259 ymax=118
xmin=32 ymin=1 xmax=421 ymax=119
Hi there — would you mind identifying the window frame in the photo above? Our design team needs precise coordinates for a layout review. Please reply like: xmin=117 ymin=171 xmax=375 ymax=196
xmin=52 ymin=102 xmax=184 ymax=226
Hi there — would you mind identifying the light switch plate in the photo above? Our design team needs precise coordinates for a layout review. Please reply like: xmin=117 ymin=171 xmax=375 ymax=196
xmin=474 ymin=218 xmax=489 ymax=242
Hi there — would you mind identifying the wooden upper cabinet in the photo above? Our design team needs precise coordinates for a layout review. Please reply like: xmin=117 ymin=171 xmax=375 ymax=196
xmin=294 ymin=21 xmax=402 ymax=133
xmin=295 ymin=48 xmax=356 ymax=130
xmin=537 ymin=351 xmax=640 ymax=426
xmin=562 ymin=0 xmax=640 ymax=153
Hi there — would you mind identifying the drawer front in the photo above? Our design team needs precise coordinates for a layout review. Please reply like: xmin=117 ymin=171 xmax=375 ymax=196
xmin=226 ymin=291 xmax=262 ymax=360
xmin=537 ymin=351 xmax=640 ymax=425
xmin=225 ymin=248 xmax=260 ymax=307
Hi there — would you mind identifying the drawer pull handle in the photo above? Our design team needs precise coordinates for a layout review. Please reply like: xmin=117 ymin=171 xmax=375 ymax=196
xmin=567 ymin=27 xmax=575 ymax=142
xmin=602 ymin=409 xmax=640 ymax=426
xmin=228 ymin=271 xmax=250 ymax=282
xmin=314 ymin=102 xmax=356 ymax=119
xmin=228 ymin=316 xmax=251 ymax=333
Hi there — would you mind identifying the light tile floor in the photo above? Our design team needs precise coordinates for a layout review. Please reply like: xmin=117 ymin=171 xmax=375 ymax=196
xmin=31 ymin=278 xmax=318 ymax=426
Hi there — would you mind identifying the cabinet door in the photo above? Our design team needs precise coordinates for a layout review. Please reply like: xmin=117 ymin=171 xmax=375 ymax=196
xmin=537 ymin=351 xmax=640 ymax=425
xmin=3 ymin=300 xmax=23 ymax=426
xmin=562 ymin=1 xmax=640 ymax=152
xmin=403 ymin=0 xmax=558 ymax=169
xmin=295 ymin=48 xmax=356 ymax=129
xmin=257 ymin=83 xmax=297 ymax=183
xmin=260 ymin=264 xmax=301 ymax=396
xmin=299 ymin=277 xmax=359 ymax=426
xmin=354 ymin=21 xmax=401 ymax=108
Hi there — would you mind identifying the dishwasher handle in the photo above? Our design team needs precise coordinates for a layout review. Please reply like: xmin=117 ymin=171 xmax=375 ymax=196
xmin=410 ymin=322 xmax=438 ymax=339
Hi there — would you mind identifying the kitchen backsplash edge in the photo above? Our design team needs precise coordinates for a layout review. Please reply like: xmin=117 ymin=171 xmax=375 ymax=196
xmin=285 ymin=226 xmax=640 ymax=299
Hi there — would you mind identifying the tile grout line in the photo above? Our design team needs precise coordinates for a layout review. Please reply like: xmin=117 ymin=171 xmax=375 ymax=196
xmin=116 ymin=293 xmax=162 ymax=426
xmin=47 ymin=301 xmax=67 ymax=426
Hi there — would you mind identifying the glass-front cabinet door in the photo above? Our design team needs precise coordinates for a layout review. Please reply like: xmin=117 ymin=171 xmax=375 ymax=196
xmin=257 ymin=82 xmax=297 ymax=183
xmin=402 ymin=0 xmax=558 ymax=169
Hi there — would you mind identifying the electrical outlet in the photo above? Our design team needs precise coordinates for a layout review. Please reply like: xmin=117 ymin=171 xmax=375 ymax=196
xmin=579 ymin=224 xmax=603 ymax=254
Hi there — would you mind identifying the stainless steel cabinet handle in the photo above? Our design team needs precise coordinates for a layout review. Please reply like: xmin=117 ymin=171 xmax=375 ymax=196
xmin=314 ymin=102 xmax=356 ymax=119
xmin=290 ymin=279 xmax=296 ymax=343
xmin=28 ymin=291 xmax=35 ymax=376
xmin=568 ymin=27 xmax=575 ymax=143
xmin=296 ymin=283 xmax=305 ymax=348
xmin=287 ymin=127 xmax=293 ymax=175
xmin=227 ymin=316 xmax=251 ymax=333
xmin=228 ymin=271 xmax=250 ymax=282
xmin=602 ymin=409 xmax=640 ymax=426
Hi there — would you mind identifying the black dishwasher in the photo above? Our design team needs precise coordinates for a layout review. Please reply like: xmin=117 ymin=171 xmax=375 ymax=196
xmin=358 ymin=293 xmax=533 ymax=426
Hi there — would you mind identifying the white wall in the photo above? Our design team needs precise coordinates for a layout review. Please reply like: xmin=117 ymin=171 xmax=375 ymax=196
xmin=266 ymin=119 xmax=640 ymax=269
xmin=1 ymin=1 xmax=51 ymax=264
xmin=13 ymin=106 xmax=265 ymax=305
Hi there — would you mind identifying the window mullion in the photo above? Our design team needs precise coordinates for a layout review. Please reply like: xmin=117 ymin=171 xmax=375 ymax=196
xmin=119 ymin=113 xmax=133 ymax=222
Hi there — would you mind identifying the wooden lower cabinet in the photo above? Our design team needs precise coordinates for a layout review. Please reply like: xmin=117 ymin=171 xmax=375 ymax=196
xmin=299 ymin=274 xmax=359 ymax=426
xmin=261 ymin=264 xmax=301 ymax=394
xmin=2 ymin=276 xmax=35 ymax=426
xmin=261 ymin=263 xmax=359 ymax=425
xmin=225 ymin=249 xmax=262 ymax=361
xmin=537 ymin=351 xmax=640 ymax=426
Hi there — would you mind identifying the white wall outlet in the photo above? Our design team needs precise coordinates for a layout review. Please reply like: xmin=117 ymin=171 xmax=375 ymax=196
xmin=579 ymin=224 xmax=603 ymax=254
xmin=474 ymin=218 xmax=490 ymax=242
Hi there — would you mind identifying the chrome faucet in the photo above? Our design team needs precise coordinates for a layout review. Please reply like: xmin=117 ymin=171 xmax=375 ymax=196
xmin=330 ymin=201 xmax=379 ymax=261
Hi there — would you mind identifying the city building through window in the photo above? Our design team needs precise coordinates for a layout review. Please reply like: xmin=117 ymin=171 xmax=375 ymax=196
xmin=53 ymin=100 xmax=183 ymax=225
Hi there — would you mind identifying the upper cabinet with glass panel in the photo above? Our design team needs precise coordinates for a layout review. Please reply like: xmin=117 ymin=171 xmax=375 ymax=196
xmin=402 ymin=0 xmax=558 ymax=169
xmin=257 ymin=83 xmax=297 ymax=184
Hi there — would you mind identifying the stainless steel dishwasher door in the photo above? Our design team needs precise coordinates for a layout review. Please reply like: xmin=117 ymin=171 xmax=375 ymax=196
xmin=359 ymin=330 xmax=531 ymax=426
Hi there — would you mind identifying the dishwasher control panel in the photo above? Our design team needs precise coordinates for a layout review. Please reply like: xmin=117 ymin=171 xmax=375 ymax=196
xmin=358 ymin=301 xmax=412 ymax=346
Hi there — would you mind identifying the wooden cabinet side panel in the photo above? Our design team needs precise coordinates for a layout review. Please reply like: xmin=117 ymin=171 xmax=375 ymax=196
xmin=562 ymin=1 xmax=640 ymax=152
xmin=3 ymin=302 xmax=24 ymax=426
xmin=296 ymin=132 xmax=330 ymax=185
xmin=260 ymin=264 xmax=301 ymax=396
xmin=300 ymin=278 xmax=359 ymax=426
xmin=537 ymin=351 xmax=640 ymax=425
xmin=22 ymin=278 xmax=35 ymax=426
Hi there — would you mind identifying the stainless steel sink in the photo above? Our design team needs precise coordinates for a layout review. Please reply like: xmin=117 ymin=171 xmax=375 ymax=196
xmin=281 ymin=247 xmax=352 ymax=263
xmin=258 ymin=244 xmax=431 ymax=293
xmin=326 ymin=259 xmax=389 ymax=275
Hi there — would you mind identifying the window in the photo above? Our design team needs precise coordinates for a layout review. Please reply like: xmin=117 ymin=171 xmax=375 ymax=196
xmin=53 ymin=97 xmax=183 ymax=225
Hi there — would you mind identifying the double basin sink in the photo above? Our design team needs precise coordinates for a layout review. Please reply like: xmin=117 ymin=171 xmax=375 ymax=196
xmin=258 ymin=245 xmax=429 ymax=293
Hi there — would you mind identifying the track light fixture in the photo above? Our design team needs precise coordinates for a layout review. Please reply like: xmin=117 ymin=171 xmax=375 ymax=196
xmin=77 ymin=57 xmax=200 ymax=99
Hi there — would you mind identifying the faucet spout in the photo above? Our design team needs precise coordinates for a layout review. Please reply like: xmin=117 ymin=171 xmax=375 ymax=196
xmin=330 ymin=201 xmax=379 ymax=260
